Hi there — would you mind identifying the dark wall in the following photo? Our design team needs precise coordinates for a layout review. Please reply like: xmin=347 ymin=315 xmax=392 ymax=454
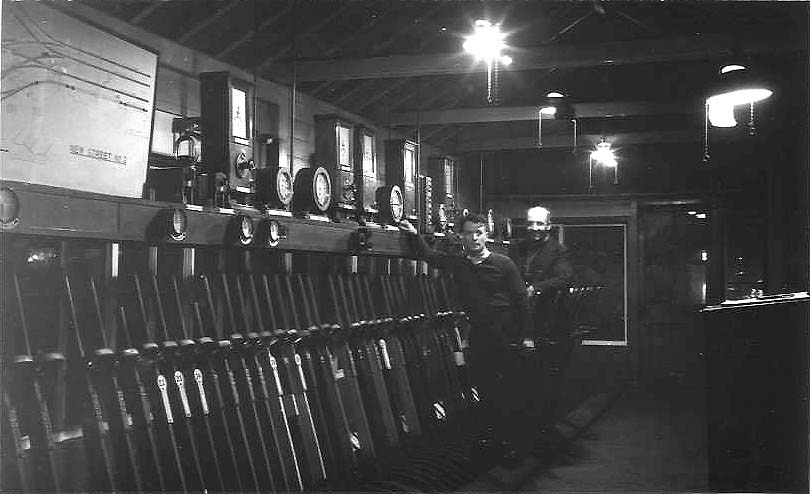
xmin=474 ymin=142 xmax=711 ymax=198
xmin=483 ymin=54 xmax=807 ymax=299
xmin=708 ymin=55 xmax=810 ymax=297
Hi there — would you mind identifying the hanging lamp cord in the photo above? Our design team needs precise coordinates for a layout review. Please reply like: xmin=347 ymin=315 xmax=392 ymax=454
xmin=703 ymin=102 xmax=710 ymax=163
xmin=748 ymin=102 xmax=756 ymax=136
xmin=537 ymin=109 xmax=543 ymax=147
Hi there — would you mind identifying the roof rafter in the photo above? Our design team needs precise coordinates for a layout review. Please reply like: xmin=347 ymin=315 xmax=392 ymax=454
xmin=332 ymin=80 xmax=379 ymax=106
xmin=391 ymin=101 xmax=695 ymax=126
xmin=254 ymin=4 xmax=356 ymax=72
xmin=320 ymin=3 xmax=407 ymax=59
xmin=276 ymin=34 xmax=799 ymax=82
xmin=178 ymin=0 xmax=243 ymax=44
xmin=352 ymin=77 xmax=413 ymax=112
xmin=451 ymin=130 xmax=699 ymax=152
xmin=216 ymin=3 xmax=293 ymax=60
xmin=130 ymin=3 xmax=163 ymax=25
xmin=392 ymin=78 xmax=464 ymax=112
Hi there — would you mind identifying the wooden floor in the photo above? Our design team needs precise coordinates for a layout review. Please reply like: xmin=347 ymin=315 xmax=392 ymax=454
xmin=519 ymin=385 xmax=709 ymax=493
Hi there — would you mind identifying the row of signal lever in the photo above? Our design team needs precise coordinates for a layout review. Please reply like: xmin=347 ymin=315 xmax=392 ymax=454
xmin=3 ymin=263 xmax=488 ymax=493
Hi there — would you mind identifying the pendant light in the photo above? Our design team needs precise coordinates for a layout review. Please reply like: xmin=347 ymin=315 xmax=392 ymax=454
xmin=703 ymin=63 xmax=772 ymax=162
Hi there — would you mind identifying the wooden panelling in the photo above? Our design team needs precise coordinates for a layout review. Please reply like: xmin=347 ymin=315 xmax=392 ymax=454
xmin=703 ymin=298 xmax=809 ymax=492
xmin=16 ymin=188 xmax=119 ymax=239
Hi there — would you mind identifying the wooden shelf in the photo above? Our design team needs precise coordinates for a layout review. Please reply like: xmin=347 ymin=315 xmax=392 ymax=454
xmin=1 ymin=181 xmax=412 ymax=256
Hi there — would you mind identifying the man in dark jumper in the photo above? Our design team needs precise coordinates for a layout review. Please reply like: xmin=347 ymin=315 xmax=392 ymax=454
xmin=399 ymin=212 xmax=532 ymax=464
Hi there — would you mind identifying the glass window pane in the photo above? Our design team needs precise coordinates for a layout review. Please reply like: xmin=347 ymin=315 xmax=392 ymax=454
xmin=363 ymin=134 xmax=375 ymax=175
xmin=563 ymin=224 xmax=627 ymax=345
xmin=444 ymin=160 xmax=454 ymax=197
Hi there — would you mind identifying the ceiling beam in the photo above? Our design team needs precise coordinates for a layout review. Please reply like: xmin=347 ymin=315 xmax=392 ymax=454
xmin=352 ymin=78 xmax=412 ymax=112
xmin=130 ymin=3 xmax=163 ymax=25
xmin=216 ymin=4 xmax=293 ymax=59
xmin=319 ymin=4 xmax=404 ymax=59
xmin=276 ymin=34 xmax=799 ymax=82
xmin=178 ymin=0 xmax=242 ymax=44
xmin=332 ymin=80 xmax=378 ymax=106
xmin=254 ymin=4 xmax=354 ymax=72
xmin=451 ymin=130 xmax=700 ymax=152
xmin=390 ymin=101 xmax=696 ymax=126
xmin=366 ymin=4 xmax=444 ymax=57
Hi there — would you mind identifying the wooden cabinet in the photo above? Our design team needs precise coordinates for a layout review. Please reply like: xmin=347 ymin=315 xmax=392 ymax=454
xmin=384 ymin=139 xmax=417 ymax=220
xmin=703 ymin=297 xmax=809 ymax=492
xmin=199 ymin=72 xmax=255 ymax=206
xmin=428 ymin=156 xmax=457 ymax=225
xmin=418 ymin=175 xmax=433 ymax=233
xmin=354 ymin=125 xmax=378 ymax=217
xmin=314 ymin=115 xmax=356 ymax=217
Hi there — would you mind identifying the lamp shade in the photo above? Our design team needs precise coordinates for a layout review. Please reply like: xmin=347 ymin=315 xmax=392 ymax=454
xmin=706 ymin=64 xmax=772 ymax=107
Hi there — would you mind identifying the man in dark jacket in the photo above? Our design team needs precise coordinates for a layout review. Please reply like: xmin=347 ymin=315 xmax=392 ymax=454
xmin=510 ymin=206 xmax=573 ymax=298
xmin=509 ymin=205 xmax=574 ymax=443
xmin=399 ymin=213 xmax=532 ymax=464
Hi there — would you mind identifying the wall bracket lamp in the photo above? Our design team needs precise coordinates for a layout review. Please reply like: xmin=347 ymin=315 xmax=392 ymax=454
xmin=537 ymin=92 xmax=574 ymax=147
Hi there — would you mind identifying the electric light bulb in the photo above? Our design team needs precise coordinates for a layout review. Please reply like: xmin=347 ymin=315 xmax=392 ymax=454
xmin=708 ymin=101 xmax=737 ymax=127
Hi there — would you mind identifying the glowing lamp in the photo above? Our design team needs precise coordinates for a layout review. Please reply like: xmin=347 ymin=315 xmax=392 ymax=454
xmin=705 ymin=64 xmax=772 ymax=129
xmin=463 ymin=19 xmax=511 ymax=104
xmin=590 ymin=140 xmax=616 ymax=167
xmin=708 ymin=101 xmax=737 ymax=128
xmin=588 ymin=138 xmax=619 ymax=188
xmin=463 ymin=19 xmax=507 ymax=62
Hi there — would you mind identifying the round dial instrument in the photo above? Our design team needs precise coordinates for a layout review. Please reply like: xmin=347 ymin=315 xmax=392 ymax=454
xmin=269 ymin=221 xmax=280 ymax=244
xmin=170 ymin=208 xmax=187 ymax=241
xmin=390 ymin=185 xmax=404 ymax=223
xmin=239 ymin=215 xmax=254 ymax=244
xmin=313 ymin=168 xmax=332 ymax=211
xmin=276 ymin=168 xmax=294 ymax=205
xmin=436 ymin=203 xmax=448 ymax=230
xmin=0 ymin=187 xmax=19 ymax=229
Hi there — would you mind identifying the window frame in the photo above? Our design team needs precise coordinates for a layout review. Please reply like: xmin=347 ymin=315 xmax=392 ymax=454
xmin=558 ymin=222 xmax=629 ymax=347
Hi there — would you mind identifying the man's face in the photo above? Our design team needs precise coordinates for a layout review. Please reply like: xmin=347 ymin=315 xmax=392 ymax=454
xmin=460 ymin=221 xmax=488 ymax=255
xmin=527 ymin=208 xmax=551 ymax=241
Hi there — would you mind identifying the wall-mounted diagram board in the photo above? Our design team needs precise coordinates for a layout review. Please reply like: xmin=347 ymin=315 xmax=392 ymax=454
xmin=2 ymin=2 xmax=158 ymax=198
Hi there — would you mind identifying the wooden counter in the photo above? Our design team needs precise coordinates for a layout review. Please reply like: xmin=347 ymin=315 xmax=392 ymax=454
xmin=702 ymin=295 xmax=809 ymax=492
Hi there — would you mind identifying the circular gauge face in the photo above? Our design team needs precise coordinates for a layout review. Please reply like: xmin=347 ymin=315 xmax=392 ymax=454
xmin=268 ymin=221 xmax=280 ymax=246
xmin=436 ymin=203 xmax=448 ymax=230
xmin=276 ymin=169 xmax=293 ymax=205
xmin=390 ymin=186 xmax=404 ymax=223
xmin=0 ymin=187 xmax=20 ymax=229
xmin=235 ymin=152 xmax=249 ymax=178
xmin=313 ymin=168 xmax=332 ymax=211
xmin=240 ymin=216 xmax=253 ymax=244
xmin=170 ymin=209 xmax=187 ymax=240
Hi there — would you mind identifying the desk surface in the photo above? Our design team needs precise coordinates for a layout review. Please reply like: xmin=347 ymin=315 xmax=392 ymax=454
xmin=701 ymin=292 xmax=809 ymax=312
